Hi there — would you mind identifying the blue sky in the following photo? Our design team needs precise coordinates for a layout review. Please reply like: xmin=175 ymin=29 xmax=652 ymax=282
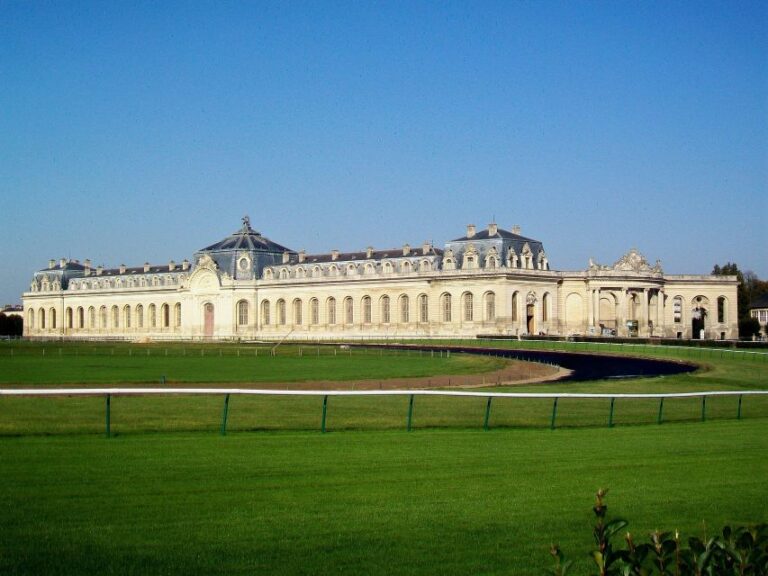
xmin=1 ymin=1 xmax=766 ymax=305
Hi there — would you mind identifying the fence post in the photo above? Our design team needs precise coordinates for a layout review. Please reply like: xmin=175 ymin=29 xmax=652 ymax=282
xmin=737 ymin=394 xmax=743 ymax=420
xmin=220 ymin=394 xmax=230 ymax=436
xmin=701 ymin=396 xmax=707 ymax=422
xmin=407 ymin=394 xmax=415 ymax=431
xmin=105 ymin=394 xmax=111 ymax=438
xmin=550 ymin=397 xmax=558 ymax=430
xmin=483 ymin=396 xmax=492 ymax=431
xmin=657 ymin=397 xmax=664 ymax=424
xmin=321 ymin=395 xmax=328 ymax=433
xmin=608 ymin=397 xmax=615 ymax=428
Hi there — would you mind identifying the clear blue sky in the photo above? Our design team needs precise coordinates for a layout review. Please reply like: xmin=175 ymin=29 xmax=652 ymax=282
xmin=1 ymin=0 xmax=766 ymax=305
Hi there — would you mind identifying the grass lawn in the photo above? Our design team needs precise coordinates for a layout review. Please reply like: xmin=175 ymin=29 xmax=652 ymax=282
xmin=1 ymin=420 xmax=766 ymax=575
xmin=1 ymin=340 xmax=766 ymax=575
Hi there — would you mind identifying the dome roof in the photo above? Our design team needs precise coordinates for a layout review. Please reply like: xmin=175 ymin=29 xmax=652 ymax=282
xmin=198 ymin=217 xmax=293 ymax=254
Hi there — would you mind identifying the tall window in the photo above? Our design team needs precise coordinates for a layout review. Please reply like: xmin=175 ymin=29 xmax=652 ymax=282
xmin=381 ymin=296 xmax=390 ymax=324
xmin=673 ymin=296 xmax=682 ymax=323
xmin=400 ymin=295 xmax=409 ymax=323
xmin=511 ymin=292 xmax=519 ymax=322
xmin=77 ymin=307 xmax=84 ymax=329
xmin=293 ymin=299 xmax=302 ymax=325
xmin=277 ymin=300 xmax=286 ymax=325
xmin=28 ymin=308 xmax=35 ymax=330
xmin=261 ymin=300 xmax=271 ymax=326
xmin=161 ymin=304 xmax=170 ymax=328
xmin=111 ymin=306 xmax=119 ymax=328
xmin=717 ymin=297 xmax=726 ymax=323
xmin=66 ymin=307 xmax=73 ymax=329
xmin=310 ymin=299 xmax=319 ymax=325
xmin=542 ymin=293 xmax=549 ymax=322
xmin=327 ymin=297 xmax=336 ymax=325
xmin=344 ymin=297 xmax=353 ymax=324
xmin=124 ymin=305 xmax=131 ymax=328
xmin=362 ymin=296 xmax=372 ymax=323
xmin=100 ymin=306 xmax=108 ymax=329
xmin=135 ymin=305 xmax=143 ymax=329
xmin=441 ymin=293 xmax=452 ymax=322
xmin=149 ymin=304 xmax=156 ymax=328
xmin=50 ymin=308 xmax=57 ymax=329
xmin=485 ymin=292 xmax=495 ymax=321
xmin=463 ymin=292 xmax=474 ymax=322
xmin=419 ymin=294 xmax=428 ymax=323
xmin=237 ymin=300 xmax=248 ymax=326
xmin=174 ymin=303 xmax=181 ymax=328
xmin=40 ymin=308 xmax=46 ymax=330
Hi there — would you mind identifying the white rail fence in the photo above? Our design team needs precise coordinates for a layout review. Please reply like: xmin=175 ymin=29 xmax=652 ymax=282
xmin=2 ymin=388 xmax=767 ymax=436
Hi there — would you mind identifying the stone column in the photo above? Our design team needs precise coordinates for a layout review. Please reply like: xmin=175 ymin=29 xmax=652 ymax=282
xmin=657 ymin=290 xmax=665 ymax=334
xmin=586 ymin=286 xmax=594 ymax=329
xmin=594 ymin=288 xmax=600 ymax=327
xmin=642 ymin=288 xmax=649 ymax=336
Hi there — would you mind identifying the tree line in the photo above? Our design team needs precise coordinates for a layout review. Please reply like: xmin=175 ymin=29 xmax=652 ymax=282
xmin=712 ymin=263 xmax=768 ymax=338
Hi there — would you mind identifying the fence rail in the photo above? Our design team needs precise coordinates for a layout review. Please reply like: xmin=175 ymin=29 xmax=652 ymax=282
xmin=2 ymin=388 xmax=766 ymax=437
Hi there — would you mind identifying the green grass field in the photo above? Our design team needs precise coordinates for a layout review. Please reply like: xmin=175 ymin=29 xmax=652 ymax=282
xmin=0 ymin=340 xmax=767 ymax=575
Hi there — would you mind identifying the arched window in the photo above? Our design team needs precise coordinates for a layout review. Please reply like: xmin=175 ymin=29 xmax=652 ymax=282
xmin=344 ymin=297 xmax=353 ymax=324
xmin=293 ymin=299 xmax=302 ymax=325
xmin=27 ymin=308 xmax=35 ymax=330
xmin=362 ymin=296 xmax=372 ymax=324
xmin=402 ymin=261 xmax=412 ymax=274
xmin=365 ymin=263 xmax=375 ymax=275
xmin=717 ymin=297 xmax=727 ymax=323
xmin=161 ymin=304 xmax=170 ymax=328
xmin=88 ymin=307 xmax=95 ymax=329
xmin=135 ymin=305 xmax=143 ymax=329
xmin=383 ymin=262 xmax=393 ymax=274
xmin=124 ymin=305 xmax=131 ymax=329
xmin=237 ymin=300 xmax=249 ymax=326
xmin=77 ymin=307 xmax=84 ymax=329
xmin=400 ymin=295 xmax=409 ymax=323
xmin=511 ymin=292 xmax=519 ymax=322
xmin=329 ymin=265 xmax=339 ymax=277
xmin=485 ymin=292 xmax=495 ymax=321
xmin=174 ymin=303 xmax=181 ymax=328
xmin=346 ymin=264 xmax=357 ymax=276
xmin=327 ymin=297 xmax=336 ymax=325
xmin=381 ymin=296 xmax=390 ymax=324
xmin=263 ymin=269 xmax=273 ymax=280
xmin=542 ymin=293 xmax=550 ymax=322
xmin=50 ymin=308 xmax=57 ymax=329
xmin=39 ymin=308 xmax=46 ymax=330
xmin=310 ymin=298 xmax=319 ymax=325
xmin=296 ymin=267 xmax=306 ymax=278
xmin=463 ymin=292 xmax=474 ymax=322
xmin=261 ymin=300 xmax=271 ymax=326
xmin=312 ymin=266 xmax=322 ymax=278
xmin=66 ymin=307 xmax=73 ymax=329
xmin=148 ymin=304 xmax=157 ymax=328
xmin=111 ymin=305 xmax=119 ymax=328
xmin=419 ymin=294 xmax=428 ymax=323
xmin=279 ymin=268 xmax=289 ymax=280
xmin=277 ymin=299 xmax=286 ymax=325
xmin=441 ymin=293 xmax=452 ymax=322
xmin=420 ymin=260 xmax=430 ymax=272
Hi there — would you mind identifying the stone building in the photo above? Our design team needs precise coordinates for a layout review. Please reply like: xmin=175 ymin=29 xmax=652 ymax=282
xmin=22 ymin=218 xmax=739 ymax=340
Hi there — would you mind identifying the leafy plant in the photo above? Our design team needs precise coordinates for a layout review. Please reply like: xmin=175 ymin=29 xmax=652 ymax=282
xmin=549 ymin=490 xmax=768 ymax=575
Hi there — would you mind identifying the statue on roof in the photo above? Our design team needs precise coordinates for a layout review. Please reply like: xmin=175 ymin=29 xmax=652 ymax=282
xmin=242 ymin=215 xmax=251 ymax=232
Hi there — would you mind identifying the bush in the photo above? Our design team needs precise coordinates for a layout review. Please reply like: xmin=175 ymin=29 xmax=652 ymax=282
xmin=740 ymin=318 xmax=762 ymax=340
xmin=548 ymin=489 xmax=768 ymax=575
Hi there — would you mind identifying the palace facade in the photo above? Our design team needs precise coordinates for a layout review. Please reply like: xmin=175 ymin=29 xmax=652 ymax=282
xmin=22 ymin=218 xmax=739 ymax=340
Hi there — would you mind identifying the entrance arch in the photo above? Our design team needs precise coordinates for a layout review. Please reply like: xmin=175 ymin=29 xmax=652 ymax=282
xmin=203 ymin=303 xmax=214 ymax=338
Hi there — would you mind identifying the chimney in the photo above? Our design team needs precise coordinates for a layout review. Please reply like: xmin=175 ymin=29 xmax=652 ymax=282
xmin=422 ymin=242 xmax=431 ymax=255
xmin=282 ymin=251 xmax=290 ymax=264
xmin=182 ymin=259 xmax=190 ymax=271
xmin=466 ymin=224 xmax=476 ymax=238
xmin=59 ymin=258 xmax=67 ymax=268
xmin=119 ymin=264 xmax=126 ymax=274
xmin=96 ymin=265 xmax=103 ymax=276
xmin=84 ymin=259 xmax=91 ymax=276
xmin=512 ymin=225 xmax=521 ymax=235
xmin=403 ymin=243 xmax=411 ymax=256
xmin=169 ymin=260 xmax=176 ymax=271
xmin=298 ymin=250 xmax=306 ymax=263
xmin=331 ymin=250 xmax=339 ymax=261
xmin=144 ymin=262 xmax=150 ymax=273
xmin=366 ymin=246 xmax=374 ymax=259
xmin=488 ymin=223 xmax=498 ymax=236
xmin=48 ymin=259 xmax=56 ymax=269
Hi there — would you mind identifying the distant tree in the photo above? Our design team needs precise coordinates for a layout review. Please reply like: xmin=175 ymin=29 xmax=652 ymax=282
xmin=738 ymin=317 xmax=761 ymax=340
xmin=0 ymin=313 xmax=23 ymax=337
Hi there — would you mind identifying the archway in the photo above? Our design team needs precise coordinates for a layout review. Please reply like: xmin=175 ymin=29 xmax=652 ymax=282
xmin=204 ymin=303 xmax=214 ymax=338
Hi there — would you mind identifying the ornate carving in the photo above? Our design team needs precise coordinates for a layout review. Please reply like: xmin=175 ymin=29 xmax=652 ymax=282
xmin=196 ymin=254 xmax=217 ymax=270
xmin=589 ymin=249 xmax=663 ymax=274
xmin=526 ymin=291 xmax=537 ymax=305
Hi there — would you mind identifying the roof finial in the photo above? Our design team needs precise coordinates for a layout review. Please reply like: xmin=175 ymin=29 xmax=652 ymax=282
xmin=242 ymin=215 xmax=251 ymax=232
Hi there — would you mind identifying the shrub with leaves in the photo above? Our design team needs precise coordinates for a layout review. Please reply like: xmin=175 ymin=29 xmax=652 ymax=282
xmin=548 ymin=489 xmax=768 ymax=575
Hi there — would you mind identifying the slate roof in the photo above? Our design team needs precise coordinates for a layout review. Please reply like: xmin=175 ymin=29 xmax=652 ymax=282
xmin=450 ymin=228 xmax=540 ymax=243
xmin=294 ymin=247 xmax=443 ymax=265
xmin=199 ymin=220 xmax=293 ymax=254
xmin=748 ymin=294 xmax=768 ymax=310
